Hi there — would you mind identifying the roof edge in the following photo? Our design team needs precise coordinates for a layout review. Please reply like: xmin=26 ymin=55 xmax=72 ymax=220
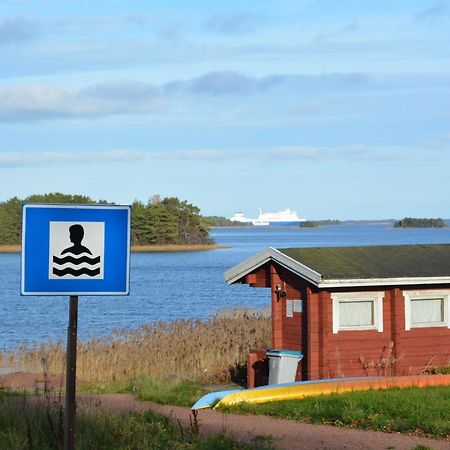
xmin=224 ymin=247 xmax=322 ymax=286
xmin=319 ymin=276 xmax=450 ymax=288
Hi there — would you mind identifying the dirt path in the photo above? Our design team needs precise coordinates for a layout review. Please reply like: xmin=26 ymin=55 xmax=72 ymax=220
xmin=76 ymin=394 xmax=449 ymax=450
xmin=1 ymin=373 xmax=448 ymax=449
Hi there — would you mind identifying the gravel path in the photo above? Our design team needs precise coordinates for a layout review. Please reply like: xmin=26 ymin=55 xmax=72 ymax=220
xmin=77 ymin=394 xmax=450 ymax=450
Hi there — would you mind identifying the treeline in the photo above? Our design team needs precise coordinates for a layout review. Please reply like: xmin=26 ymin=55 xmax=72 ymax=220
xmin=132 ymin=195 xmax=213 ymax=245
xmin=205 ymin=216 xmax=253 ymax=227
xmin=394 ymin=217 xmax=446 ymax=228
xmin=0 ymin=193 xmax=213 ymax=246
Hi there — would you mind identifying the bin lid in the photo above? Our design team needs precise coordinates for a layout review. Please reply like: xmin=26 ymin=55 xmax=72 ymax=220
xmin=267 ymin=349 xmax=303 ymax=358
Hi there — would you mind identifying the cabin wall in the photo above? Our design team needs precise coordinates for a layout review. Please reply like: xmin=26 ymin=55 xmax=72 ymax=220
xmin=268 ymin=264 xmax=450 ymax=380
xmin=392 ymin=286 xmax=450 ymax=374
xmin=320 ymin=286 xmax=450 ymax=379
xmin=244 ymin=264 xmax=449 ymax=384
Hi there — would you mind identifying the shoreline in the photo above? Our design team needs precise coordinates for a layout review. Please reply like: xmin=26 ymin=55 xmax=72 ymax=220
xmin=0 ymin=244 xmax=229 ymax=253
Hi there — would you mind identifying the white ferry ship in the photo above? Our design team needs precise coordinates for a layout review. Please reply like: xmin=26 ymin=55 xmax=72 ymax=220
xmin=229 ymin=209 xmax=305 ymax=227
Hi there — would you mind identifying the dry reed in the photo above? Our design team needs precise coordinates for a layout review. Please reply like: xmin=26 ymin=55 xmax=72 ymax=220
xmin=1 ymin=308 xmax=271 ymax=385
xmin=0 ymin=245 xmax=21 ymax=253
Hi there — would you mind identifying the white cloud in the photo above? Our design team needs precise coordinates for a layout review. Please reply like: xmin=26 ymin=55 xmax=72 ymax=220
xmin=145 ymin=144 xmax=449 ymax=166
xmin=148 ymin=149 xmax=226 ymax=161
xmin=0 ymin=71 xmax=372 ymax=122
xmin=0 ymin=150 xmax=145 ymax=167
xmin=0 ymin=81 xmax=167 ymax=121
xmin=1 ymin=143 xmax=447 ymax=169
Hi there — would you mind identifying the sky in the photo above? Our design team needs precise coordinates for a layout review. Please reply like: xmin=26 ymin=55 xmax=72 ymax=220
xmin=0 ymin=0 xmax=449 ymax=220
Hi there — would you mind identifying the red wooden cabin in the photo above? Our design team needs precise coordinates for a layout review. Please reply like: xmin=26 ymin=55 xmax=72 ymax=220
xmin=224 ymin=244 xmax=450 ymax=387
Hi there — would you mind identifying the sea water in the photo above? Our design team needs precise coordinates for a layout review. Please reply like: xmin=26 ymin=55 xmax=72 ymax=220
xmin=1 ymin=224 xmax=450 ymax=350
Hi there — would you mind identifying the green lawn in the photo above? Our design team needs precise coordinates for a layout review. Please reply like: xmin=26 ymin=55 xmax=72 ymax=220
xmin=220 ymin=386 xmax=450 ymax=439
xmin=127 ymin=376 xmax=209 ymax=407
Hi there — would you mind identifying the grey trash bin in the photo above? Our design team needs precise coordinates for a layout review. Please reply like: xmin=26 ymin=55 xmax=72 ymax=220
xmin=267 ymin=349 xmax=303 ymax=385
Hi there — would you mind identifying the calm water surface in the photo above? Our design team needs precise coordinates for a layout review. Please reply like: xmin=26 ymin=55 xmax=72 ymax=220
xmin=1 ymin=224 xmax=450 ymax=350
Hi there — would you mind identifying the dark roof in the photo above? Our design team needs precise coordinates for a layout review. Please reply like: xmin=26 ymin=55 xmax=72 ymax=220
xmin=279 ymin=244 xmax=450 ymax=280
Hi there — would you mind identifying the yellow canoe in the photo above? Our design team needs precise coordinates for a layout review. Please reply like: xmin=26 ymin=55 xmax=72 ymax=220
xmin=192 ymin=374 xmax=450 ymax=410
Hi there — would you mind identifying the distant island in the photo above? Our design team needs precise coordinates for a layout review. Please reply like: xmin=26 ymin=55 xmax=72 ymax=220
xmin=301 ymin=219 xmax=342 ymax=228
xmin=0 ymin=193 xmax=215 ymax=248
xmin=394 ymin=217 xmax=446 ymax=228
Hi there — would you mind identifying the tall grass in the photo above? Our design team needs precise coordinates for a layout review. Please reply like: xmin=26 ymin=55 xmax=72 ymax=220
xmin=1 ymin=308 xmax=271 ymax=386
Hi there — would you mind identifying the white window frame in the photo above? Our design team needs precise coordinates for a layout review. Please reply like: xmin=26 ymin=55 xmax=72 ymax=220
xmin=404 ymin=290 xmax=450 ymax=330
xmin=331 ymin=292 xmax=384 ymax=334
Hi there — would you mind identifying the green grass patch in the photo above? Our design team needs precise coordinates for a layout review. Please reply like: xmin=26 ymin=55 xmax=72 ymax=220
xmin=220 ymin=386 xmax=450 ymax=439
xmin=127 ymin=375 xmax=209 ymax=407
xmin=0 ymin=393 xmax=274 ymax=449
xmin=78 ymin=381 xmax=130 ymax=395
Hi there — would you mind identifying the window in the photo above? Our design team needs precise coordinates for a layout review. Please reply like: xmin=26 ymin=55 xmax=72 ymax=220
xmin=332 ymin=292 xmax=384 ymax=333
xmin=404 ymin=290 xmax=450 ymax=330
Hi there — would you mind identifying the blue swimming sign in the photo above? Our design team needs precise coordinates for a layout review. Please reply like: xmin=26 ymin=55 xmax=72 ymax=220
xmin=21 ymin=204 xmax=131 ymax=295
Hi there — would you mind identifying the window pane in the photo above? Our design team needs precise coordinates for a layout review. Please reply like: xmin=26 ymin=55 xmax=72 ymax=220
xmin=340 ymin=301 xmax=374 ymax=327
xmin=411 ymin=298 xmax=443 ymax=325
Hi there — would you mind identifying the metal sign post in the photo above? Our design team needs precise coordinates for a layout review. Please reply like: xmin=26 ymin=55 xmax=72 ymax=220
xmin=64 ymin=295 xmax=78 ymax=450
xmin=21 ymin=204 xmax=131 ymax=449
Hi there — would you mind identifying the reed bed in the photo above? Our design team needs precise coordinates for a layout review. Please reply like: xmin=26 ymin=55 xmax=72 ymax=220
xmin=1 ymin=308 xmax=271 ymax=385
xmin=0 ymin=244 xmax=21 ymax=253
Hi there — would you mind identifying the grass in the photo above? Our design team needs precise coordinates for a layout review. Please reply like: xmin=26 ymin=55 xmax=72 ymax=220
xmin=220 ymin=386 xmax=450 ymax=439
xmin=127 ymin=376 xmax=210 ymax=407
xmin=0 ymin=393 xmax=275 ymax=450
xmin=1 ymin=308 xmax=271 ymax=386
xmin=79 ymin=376 xmax=212 ymax=407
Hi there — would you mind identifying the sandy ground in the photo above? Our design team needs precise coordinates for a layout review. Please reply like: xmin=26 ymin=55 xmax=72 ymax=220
xmin=1 ymin=373 xmax=449 ymax=450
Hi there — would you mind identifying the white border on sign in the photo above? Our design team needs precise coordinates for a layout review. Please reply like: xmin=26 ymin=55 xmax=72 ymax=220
xmin=21 ymin=204 xmax=131 ymax=296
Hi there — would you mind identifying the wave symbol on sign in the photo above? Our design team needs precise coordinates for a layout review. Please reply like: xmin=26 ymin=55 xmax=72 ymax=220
xmin=52 ymin=224 xmax=101 ymax=277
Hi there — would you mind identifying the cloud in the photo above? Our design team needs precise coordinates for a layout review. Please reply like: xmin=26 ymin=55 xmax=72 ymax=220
xmin=0 ymin=18 xmax=41 ymax=46
xmin=0 ymin=71 xmax=372 ymax=121
xmin=271 ymin=145 xmax=400 ymax=162
xmin=2 ymin=144 xmax=446 ymax=169
xmin=205 ymin=13 xmax=263 ymax=34
xmin=0 ymin=80 xmax=167 ymax=121
xmin=414 ymin=1 xmax=450 ymax=22
xmin=79 ymin=80 xmax=162 ymax=104
xmin=164 ymin=71 xmax=369 ymax=97
xmin=147 ymin=144 xmax=446 ymax=166
xmin=0 ymin=150 xmax=145 ymax=167
xmin=148 ymin=149 xmax=226 ymax=161
xmin=147 ymin=145 xmax=423 ymax=164
xmin=185 ymin=71 xmax=255 ymax=96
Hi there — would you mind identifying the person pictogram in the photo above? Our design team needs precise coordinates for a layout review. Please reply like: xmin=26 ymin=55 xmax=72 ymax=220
xmin=61 ymin=224 xmax=92 ymax=256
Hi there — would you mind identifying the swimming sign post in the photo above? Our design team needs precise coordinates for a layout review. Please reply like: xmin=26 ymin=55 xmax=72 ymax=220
xmin=21 ymin=204 xmax=131 ymax=295
xmin=21 ymin=203 xmax=131 ymax=450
